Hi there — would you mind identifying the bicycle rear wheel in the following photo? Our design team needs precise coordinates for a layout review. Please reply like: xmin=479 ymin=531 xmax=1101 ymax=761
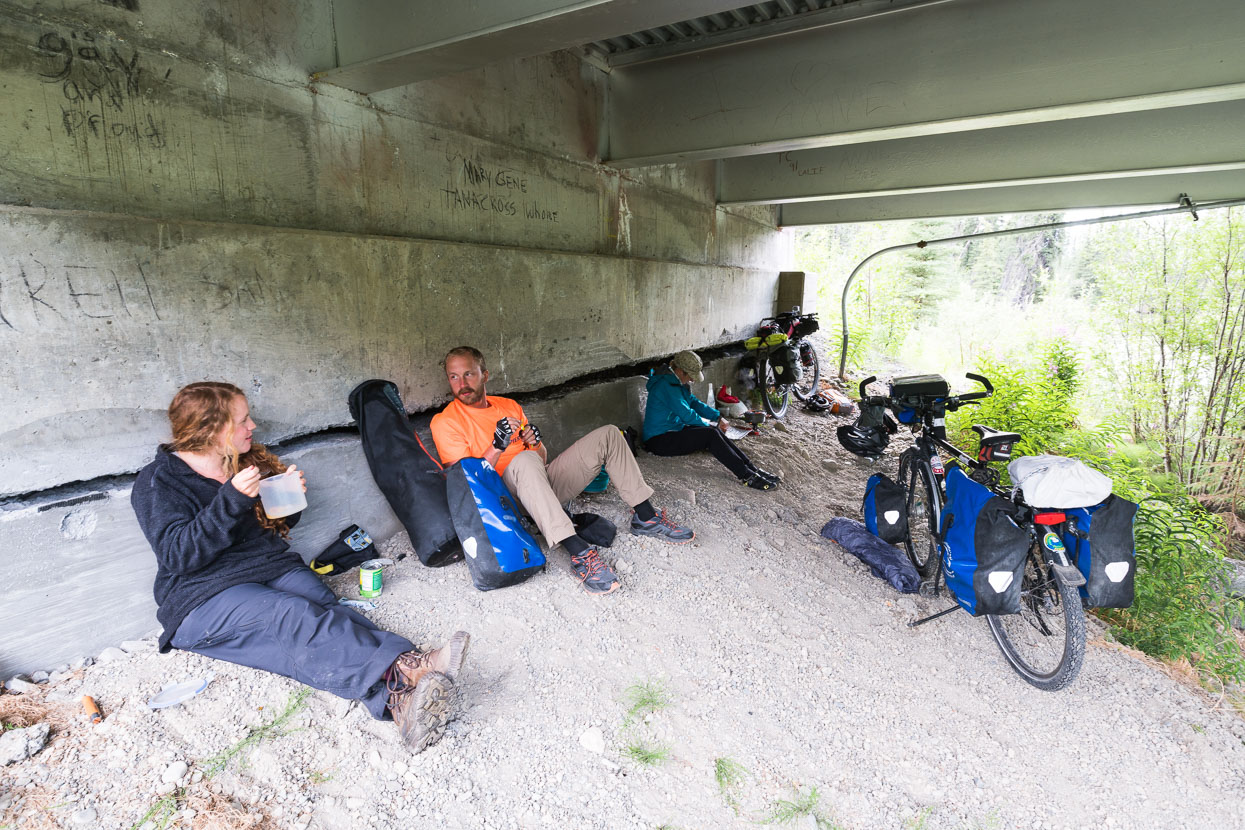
xmin=759 ymin=355 xmax=790 ymax=418
xmin=791 ymin=343 xmax=821 ymax=401
xmin=899 ymin=452 xmax=940 ymax=579
xmin=986 ymin=549 xmax=1086 ymax=691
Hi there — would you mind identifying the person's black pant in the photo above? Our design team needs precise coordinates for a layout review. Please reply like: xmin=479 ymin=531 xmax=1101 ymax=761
xmin=171 ymin=568 xmax=412 ymax=720
xmin=644 ymin=426 xmax=756 ymax=479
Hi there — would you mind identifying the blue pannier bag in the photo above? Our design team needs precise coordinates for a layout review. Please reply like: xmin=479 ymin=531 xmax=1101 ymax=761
xmin=445 ymin=458 xmax=546 ymax=591
xmin=863 ymin=473 xmax=908 ymax=545
xmin=940 ymin=467 xmax=1029 ymax=616
xmin=1062 ymin=495 xmax=1137 ymax=608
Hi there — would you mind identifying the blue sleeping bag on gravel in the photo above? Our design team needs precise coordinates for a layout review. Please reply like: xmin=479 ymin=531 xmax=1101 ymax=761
xmin=821 ymin=517 xmax=920 ymax=593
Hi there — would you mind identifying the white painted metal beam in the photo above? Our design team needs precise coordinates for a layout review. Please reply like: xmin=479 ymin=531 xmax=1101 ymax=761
xmin=315 ymin=0 xmax=747 ymax=93
xmin=605 ymin=0 xmax=1245 ymax=166
xmin=776 ymin=170 xmax=1245 ymax=225
xmin=720 ymin=101 xmax=1245 ymax=205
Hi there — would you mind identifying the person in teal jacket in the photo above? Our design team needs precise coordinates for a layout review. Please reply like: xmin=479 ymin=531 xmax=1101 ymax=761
xmin=643 ymin=351 xmax=780 ymax=490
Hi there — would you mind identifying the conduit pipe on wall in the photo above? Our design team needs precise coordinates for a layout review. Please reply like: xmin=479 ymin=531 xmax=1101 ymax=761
xmin=836 ymin=194 xmax=1245 ymax=380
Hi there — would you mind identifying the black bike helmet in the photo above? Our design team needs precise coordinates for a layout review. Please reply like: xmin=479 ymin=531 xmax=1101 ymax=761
xmin=836 ymin=423 xmax=890 ymax=458
xmin=804 ymin=393 xmax=833 ymax=413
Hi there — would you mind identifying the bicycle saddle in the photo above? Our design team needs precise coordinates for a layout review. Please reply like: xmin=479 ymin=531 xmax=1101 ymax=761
xmin=971 ymin=424 xmax=1021 ymax=445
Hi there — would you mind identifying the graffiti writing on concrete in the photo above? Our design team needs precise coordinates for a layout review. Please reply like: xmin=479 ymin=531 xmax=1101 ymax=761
xmin=34 ymin=29 xmax=167 ymax=149
xmin=441 ymin=154 xmax=560 ymax=224
xmin=0 ymin=258 xmax=162 ymax=332
xmin=777 ymin=151 xmax=823 ymax=178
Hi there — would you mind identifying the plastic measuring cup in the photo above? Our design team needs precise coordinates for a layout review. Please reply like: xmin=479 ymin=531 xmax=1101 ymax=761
xmin=257 ymin=469 xmax=307 ymax=519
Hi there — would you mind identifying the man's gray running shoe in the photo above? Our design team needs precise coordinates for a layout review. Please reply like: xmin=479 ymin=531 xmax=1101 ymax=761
xmin=629 ymin=509 xmax=695 ymax=544
xmin=570 ymin=548 xmax=620 ymax=594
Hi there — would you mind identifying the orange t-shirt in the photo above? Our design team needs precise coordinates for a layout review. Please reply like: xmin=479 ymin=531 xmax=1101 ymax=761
xmin=430 ymin=396 xmax=532 ymax=475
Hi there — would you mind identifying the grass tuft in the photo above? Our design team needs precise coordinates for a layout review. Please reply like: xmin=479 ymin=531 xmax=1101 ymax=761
xmin=623 ymin=740 xmax=670 ymax=766
xmin=200 ymin=687 xmax=311 ymax=778
xmin=759 ymin=786 xmax=843 ymax=829
xmin=714 ymin=756 xmax=748 ymax=812
xmin=620 ymin=678 xmax=671 ymax=726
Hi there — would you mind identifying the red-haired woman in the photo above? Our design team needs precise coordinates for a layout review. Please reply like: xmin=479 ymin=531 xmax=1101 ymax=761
xmin=131 ymin=381 xmax=468 ymax=752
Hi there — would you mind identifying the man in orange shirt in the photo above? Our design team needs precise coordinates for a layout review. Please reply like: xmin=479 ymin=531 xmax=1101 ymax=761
xmin=431 ymin=346 xmax=695 ymax=595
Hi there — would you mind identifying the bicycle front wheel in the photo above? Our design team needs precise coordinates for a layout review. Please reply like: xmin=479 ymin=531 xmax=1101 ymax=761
xmin=985 ymin=550 xmax=1086 ymax=691
xmin=791 ymin=343 xmax=821 ymax=401
xmin=759 ymin=355 xmax=790 ymax=418
xmin=900 ymin=453 xmax=940 ymax=579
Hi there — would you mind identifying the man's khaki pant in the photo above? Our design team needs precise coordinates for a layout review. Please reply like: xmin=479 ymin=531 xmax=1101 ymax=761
xmin=501 ymin=425 xmax=654 ymax=547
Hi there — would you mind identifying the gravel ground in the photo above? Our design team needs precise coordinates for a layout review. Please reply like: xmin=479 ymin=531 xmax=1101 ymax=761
xmin=4 ymin=387 xmax=1245 ymax=830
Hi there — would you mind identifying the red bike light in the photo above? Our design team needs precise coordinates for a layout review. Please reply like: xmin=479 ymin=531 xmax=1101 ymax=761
xmin=1033 ymin=512 xmax=1066 ymax=525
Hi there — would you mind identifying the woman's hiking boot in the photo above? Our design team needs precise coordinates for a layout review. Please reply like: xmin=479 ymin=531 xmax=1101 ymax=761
xmin=386 ymin=666 xmax=454 ymax=753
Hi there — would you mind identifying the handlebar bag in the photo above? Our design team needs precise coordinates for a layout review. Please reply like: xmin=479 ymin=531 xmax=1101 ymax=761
xmin=348 ymin=379 xmax=463 ymax=567
xmin=445 ymin=458 xmax=546 ymax=591
xmin=793 ymin=316 xmax=819 ymax=338
xmin=890 ymin=374 xmax=949 ymax=400
xmin=1061 ymin=495 xmax=1137 ymax=608
xmin=941 ymin=467 xmax=1028 ymax=616
xmin=863 ymin=473 xmax=908 ymax=545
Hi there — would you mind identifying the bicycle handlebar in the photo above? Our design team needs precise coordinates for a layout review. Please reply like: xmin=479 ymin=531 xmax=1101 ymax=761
xmin=856 ymin=373 xmax=994 ymax=413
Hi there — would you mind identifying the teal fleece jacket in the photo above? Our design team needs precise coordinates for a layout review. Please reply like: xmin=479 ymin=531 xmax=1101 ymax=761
xmin=642 ymin=365 xmax=721 ymax=442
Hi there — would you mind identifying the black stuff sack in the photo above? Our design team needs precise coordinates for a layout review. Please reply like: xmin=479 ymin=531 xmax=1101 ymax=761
xmin=940 ymin=467 xmax=1029 ymax=616
xmin=572 ymin=512 xmax=617 ymax=548
xmin=445 ymin=458 xmax=546 ymax=591
xmin=348 ymin=379 xmax=462 ymax=567
xmin=1062 ymin=495 xmax=1138 ymax=608
xmin=309 ymin=525 xmax=376 ymax=576
xmin=820 ymin=518 xmax=920 ymax=594
xmin=863 ymin=473 xmax=908 ymax=545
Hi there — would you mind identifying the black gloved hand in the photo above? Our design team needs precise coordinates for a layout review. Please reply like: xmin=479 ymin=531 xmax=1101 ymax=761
xmin=524 ymin=423 xmax=543 ymax=447
xmin=492 ymin=418 xmax=514 ymax=451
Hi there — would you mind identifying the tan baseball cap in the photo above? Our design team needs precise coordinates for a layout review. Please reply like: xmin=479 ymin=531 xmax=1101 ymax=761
xmin=670 ymin=350 xmax=704 ymax=383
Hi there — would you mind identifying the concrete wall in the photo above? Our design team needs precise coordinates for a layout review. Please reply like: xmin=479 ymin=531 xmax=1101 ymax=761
xmin=0 ymin=0 xmax=787 ymax=672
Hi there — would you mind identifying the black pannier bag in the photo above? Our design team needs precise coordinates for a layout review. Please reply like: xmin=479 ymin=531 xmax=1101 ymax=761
xmin=941 ymin=467 xmax=1029 ymax=616
xmin=769 ymin=343 xmax=801 ymax=383
xmin=793 ymin=315 xmax=819 ymax=338
xmin=348 ymin=380 xmax=462 ymax=567
xmin=1062 ymin=495 xmax=1138 ymax=608
xmin=863 ymin=473 xmax=908 ymax=545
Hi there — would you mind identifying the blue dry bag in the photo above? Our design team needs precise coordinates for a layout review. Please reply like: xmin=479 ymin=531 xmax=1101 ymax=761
xmin=445 ymin=458 xmax=546 ymax=591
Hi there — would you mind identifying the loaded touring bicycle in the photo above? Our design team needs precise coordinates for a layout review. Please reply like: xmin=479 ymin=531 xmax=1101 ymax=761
xmin=844 ymin=373 xmax=1137 ymax=691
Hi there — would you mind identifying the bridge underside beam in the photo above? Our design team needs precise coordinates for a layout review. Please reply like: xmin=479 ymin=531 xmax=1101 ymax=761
xmin=604 ymin=0 xmax=1245 ymax=168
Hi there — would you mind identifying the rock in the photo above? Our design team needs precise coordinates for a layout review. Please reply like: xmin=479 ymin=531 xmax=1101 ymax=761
xmin=614 ymin=558 xmax=633 ymax=575
xmin=821 ymin=459 xmax=841 ymax=473
xmin=69 ymin=656 xmax=93 ymax=671
xmin=4 ymin=676 xmax=39 ymax=695
xmin=97 ymin=647 xmax=130 ymax=664
xmin=162 ymin=761 xmax=189 ymax=783
xmin=30 ymin=671 xmax=50 ymax=684
xmin=774 ymin=421 xmax=790 ymax=433
xmin=49 ymin=671 xmax=74 ymax=684
xmin=156 ymin=781 xmax=177 ymax=795
xmin=0 ymin=723 xmax=50 ymax=766
xmin=578 ymin=727 xmax=605 ymax=754
xmin=71 ymin=808 xmax=98 ymax=826
xmin=120 ymin=639 xmax=156 ymax=654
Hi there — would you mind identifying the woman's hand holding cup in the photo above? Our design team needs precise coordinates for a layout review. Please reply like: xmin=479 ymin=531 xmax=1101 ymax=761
xmin=231 ymin=465 xmax=262 ymax=497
